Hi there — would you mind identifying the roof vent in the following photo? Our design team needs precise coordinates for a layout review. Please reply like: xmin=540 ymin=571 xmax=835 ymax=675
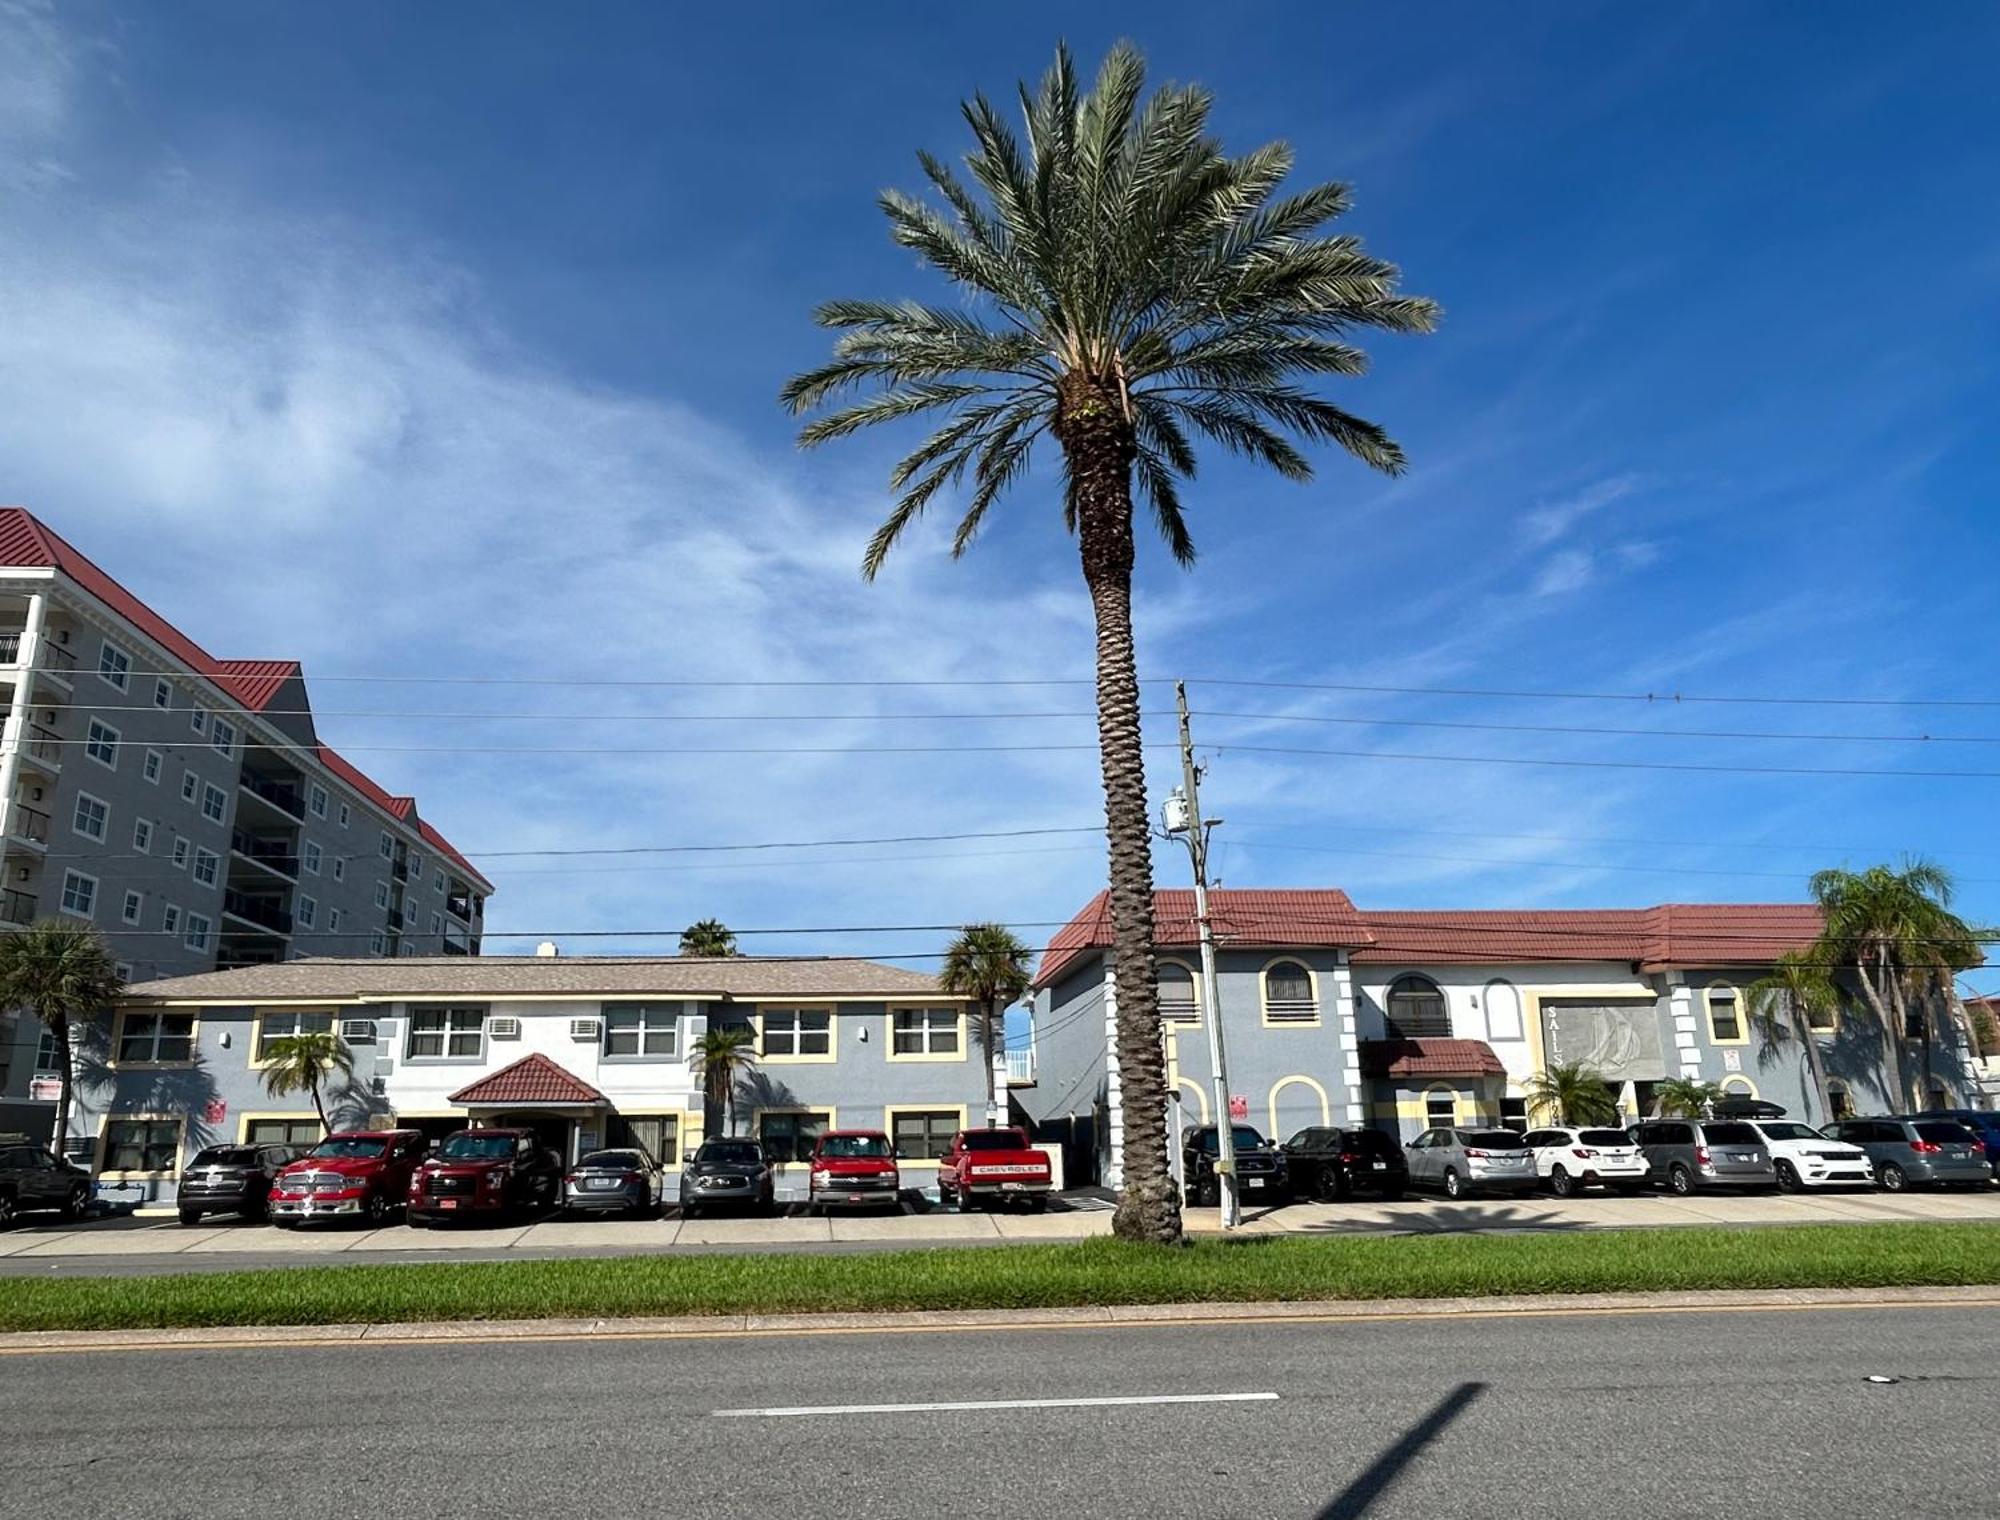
xmin=535 ymin=940 xmax=561 ymax=958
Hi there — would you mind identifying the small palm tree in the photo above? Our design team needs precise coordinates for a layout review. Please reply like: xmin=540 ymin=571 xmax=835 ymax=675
xmin=678 ymin=919 xmax=738 ymax=957
xmin=938 ymin=923 xmax=1032 ymax=1126
xmin=1523 ymin=1062 xmax=1618 ymax=1127
xmin=260 ymin=1031 xmax=354 ymax=1133
xmin=1655 ymin=1077 xmax=1723 ymax=1119
xmin=785 ymin=43 xmax=1435 ymax=1244
xmin=690 ymin=1025 xmax=759 ymax=1136
xmin=1746 ymin=949 xmax=1840 ymax=1123
xmin=0 ymin=921 xmax=124 ymax=1152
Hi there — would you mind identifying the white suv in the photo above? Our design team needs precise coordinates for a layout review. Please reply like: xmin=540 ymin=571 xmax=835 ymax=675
xmin=1745 ymin=1120 xmax=1874 ymax=1190
xmin=1521 ymin=1126 xmax=1650 ymax=1196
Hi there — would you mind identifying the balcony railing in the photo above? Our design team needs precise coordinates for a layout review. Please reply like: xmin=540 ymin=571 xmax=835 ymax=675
xmin=391 ymin=857 xmax=409 ymax=881
xmin=230 ymin=830 xmax=300 ymax=879
xmin=0 ymin=888 xmax=36 ymax=925
xmin=385 ymin=908 xmax=405 ymax=931
xmin=445 ymin=893 xmax=474 ymax=922
xmin=22 ymin=725 xmax=62 ymax=768
xmin=0 ymin=634 xmax=77 ymax=674
xmin=1005 ymin=1048 xmax=1037 ymax=1086
xmin=239 ymin=772 xmax=306 ymax=820
xmin=0 ymin=633 xmax=18 ymax=664
xmin=222 ymin=889 xmax=293 ymax=935
xmin=9 ymin=804 xmax=50 ymax=845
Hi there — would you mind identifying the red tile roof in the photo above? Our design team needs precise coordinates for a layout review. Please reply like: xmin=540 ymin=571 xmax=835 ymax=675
xmin=1035 ymin=888 xmax=1375 ymax=985
xmin=1358 ymin=1038 xmax=1506 ymax=1079
xmin=448 ymin=1052 xmax=605 ymax=1106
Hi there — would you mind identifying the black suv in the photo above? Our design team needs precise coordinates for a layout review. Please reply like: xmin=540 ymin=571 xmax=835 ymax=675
xmin=1281 ymin=1126 xmax=1408 ymax=1201
xmin=176 ymin=1142 xmax=307 ymax=1225
xmin=0 ymin=1138 xmax=91 ymax=1227
xmin=1182 ymin=1124 xmax=1290 ymax=1207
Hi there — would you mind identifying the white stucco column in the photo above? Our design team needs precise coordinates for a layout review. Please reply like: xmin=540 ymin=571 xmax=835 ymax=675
xmin=1666 ymin=972 xmax=1701 ymax=1079
xmin=1102 ymin=964 xmax=1123 ymax=1190
xmin=1332 ymin=955 xmax=1364 ymax=1122
xmin=0 ymin=590 xmax=47 ymax=846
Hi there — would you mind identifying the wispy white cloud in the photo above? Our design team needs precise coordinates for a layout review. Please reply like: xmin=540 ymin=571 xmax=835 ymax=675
xmin=1519 ymin=473 xmax=1641 ymax=547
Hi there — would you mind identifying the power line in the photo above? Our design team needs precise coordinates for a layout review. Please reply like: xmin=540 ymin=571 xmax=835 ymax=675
xmin=1216 ymin=743 xmax=2000 ymax=781
xmin=1184 ymin=677 xmax=2000 ymax=710
xmin=1195 ymin=711 xmax=2000 ymax=747
xmin=1234 ymin=839 xmax=2000 ymax=886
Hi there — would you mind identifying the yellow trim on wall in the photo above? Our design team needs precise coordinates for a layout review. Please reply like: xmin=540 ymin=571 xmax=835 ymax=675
xmin=1268 ymin=1074 xmax=1331 ymax=1137
xmin=1157 ymin=956 xmax=1202 ymax=1028
xmin=1704 ymin=982 xmax=1750 ymax=1046
xmin=883 ymin=1006 xmax=969 ymax=1063
xmin=247 ymin=1007 xmax=342 ymax=1069
xmin=233 ymin=1109 xmax=323 ymax=1144
xmin=1719 ymin=1073 xmax=1760 ymax=1099
xmin=94 ymin=1111 xmax=187 ymax=1180
xmin=882 ymin=1102 xmax=969 ymax=1167
xmin=1258 ymin=955 xmax=1322 ymax=1029
xmin=1172 ymin=1077 xmax=1211 ymax=1126
xmin=106 ymin=1008 xmax=201 ymax=1071
xmin=1422 ymin=1082 xmax=1463 ymax=1128
xmin=751 ymin=1005 xmax=839 ymax=1064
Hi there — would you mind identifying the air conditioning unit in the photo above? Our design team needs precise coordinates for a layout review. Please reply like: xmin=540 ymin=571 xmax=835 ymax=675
xmin=340 ymin=1019 xmax=378 ymax=1044
xmin=568 ymin=1017 xmax=600 ymax=1041
xmin=369 ymin=1076 xmax=387 ymax=1097
xmin=489 ymin=1016 xmax=522 ymax=1039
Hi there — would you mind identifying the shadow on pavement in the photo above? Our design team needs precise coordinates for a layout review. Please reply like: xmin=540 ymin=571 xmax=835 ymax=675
xmin=1314 ymin=1381 xmax=1486 ymax=1520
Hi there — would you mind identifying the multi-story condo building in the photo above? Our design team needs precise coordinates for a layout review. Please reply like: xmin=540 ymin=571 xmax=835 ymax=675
xmin=85 ymin=952 xmax=982 ymax=1204
xmin=1020 ymin=888 xmax=1984 ymax=1188
xmin=0 ymin=506 xmax=492 ymax=1137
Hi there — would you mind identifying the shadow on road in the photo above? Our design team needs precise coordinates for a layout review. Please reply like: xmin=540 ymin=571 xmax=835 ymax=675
xmin=1314 ymin=1381 xmax=1486 ymax=1519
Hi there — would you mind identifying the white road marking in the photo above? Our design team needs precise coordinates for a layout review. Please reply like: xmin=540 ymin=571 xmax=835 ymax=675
xmin=713 ymin=1391 xmax=1279 ymax=1418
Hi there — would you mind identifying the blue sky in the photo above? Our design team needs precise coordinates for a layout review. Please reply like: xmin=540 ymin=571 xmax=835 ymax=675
xmin=3 ymin=2 xmax=1998 ymax=987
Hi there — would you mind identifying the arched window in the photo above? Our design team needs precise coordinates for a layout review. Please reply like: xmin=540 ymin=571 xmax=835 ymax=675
xmin=1156 ymin=961 xmax=1199 ymax=1024
xmin=1261 ymin=959 xmax=1318 ymax=1024
xmin=1385 ymin=975 xmax=1450 ymax=1039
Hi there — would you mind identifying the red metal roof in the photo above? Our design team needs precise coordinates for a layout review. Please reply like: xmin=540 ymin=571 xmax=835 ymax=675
xmin=1359 ymin=1038 xmax=1507 ymax=1079
xmin=209 ymin=658 xmax=300 ymax=713
xmin=448 ymin=1052 xmax=605 ymax=1106
xmin=1035 ymin=888 xmax=1375 ymax=985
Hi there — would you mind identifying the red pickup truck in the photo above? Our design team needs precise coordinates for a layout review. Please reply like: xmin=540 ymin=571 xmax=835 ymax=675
xmin=806 ymin=1129 xmax=902 ymax=1214
xmin=935 ymin=1127 xmax=1052 ymax=1212
xmin=267 ymin=1129 xmax=426 ymax=1226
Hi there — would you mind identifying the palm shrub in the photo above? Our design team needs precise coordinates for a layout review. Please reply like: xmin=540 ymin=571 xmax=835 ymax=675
xmin=1523 ymin=1062 xmax=1618 ymax=1127
xmin=0 ymin=921 xmax=124 ymax=1152
xmin=260 ymin=1031 xmax=354 ymax=1133
xmin=679 ymin=920 xmax=738 ymax=957
xmin=938 ymin=923 xmax=1032 ymax=1126
xmin=783 ymin=43 xmax=1436 ymax=1241
xmin=1654 ymin=1078 xmax=1723 ymax=1120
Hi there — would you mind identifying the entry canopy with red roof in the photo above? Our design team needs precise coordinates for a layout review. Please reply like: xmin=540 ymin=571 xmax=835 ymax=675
xmin=1358 ymin=1039 xmax=1507 ymax=1080
xmin=448 ymin=1053 xmax=606 ymax=1108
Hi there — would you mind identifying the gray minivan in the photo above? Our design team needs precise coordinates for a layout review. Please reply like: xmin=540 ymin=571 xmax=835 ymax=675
xmin=1823 ymin=1118 xmax=1993 ymax=1191
xmin=1629 ymin=1119 xmax=1776 ymax=1194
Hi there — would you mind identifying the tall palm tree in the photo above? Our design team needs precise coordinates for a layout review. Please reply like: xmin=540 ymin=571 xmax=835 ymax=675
xmin=1809 ymin=861 xmax=1979 ymax=1109
xmin=783 ymin=43 xmax=1435 ymax=1242
xmin=690 ymin=1025 xmax=759 ymax=1136
xmin=678 ymin=919 xmax=739 ymax=957
xmin=938 ymin=923 xmax=1032 ymax=1126
xmin=1654 ymin=1077 xmax=1722 ymax=1120
xmin=1745 ymin=948 xmax=1840 ymax=1123
xmin=1523 ymin=1062 xmax=1618 ymax=1126
xmin=0 ymin=921 xmax=124 ymax=1152
xmin=259 ymin=1030 xmax=353 ymax=1133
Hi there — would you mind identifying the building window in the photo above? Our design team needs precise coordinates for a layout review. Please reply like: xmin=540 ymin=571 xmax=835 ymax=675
xmin=211 ymin=718 xmax=236 ymax=755
xmin=890 ymin=1109 xmax=960 ymax=1161
xmin=1262 ymin=959 xmax=1318 ymax=1023
xmin=408 ymin=1005 xmax=484 ymax=1059
xmin=302 ymin=840 xmax=321 ymax=875
xmin=180 ymin=770 xmax=199 ymax=803
xmin=190 ymin=707 xmax=206 ymax=735
xmin=184 ymin=913 xmax=212 ymax=950
xmin=373 ymin=881 xmax=390 ymax=909
xmin=97 ymin=640 xmax=131 ymax=689
xmin=369 ymin=930 xmax=386 ymax=955
xmin=1706 ymin=985 xmax=1746 ymax=1044
xmin=121 ymin=890 xmax=144 ymax=925
xmin=332 ymin=857 xmax=346 ymax=882
xmin=143 ymin=749 xmax=163 ymax=783
xmin=133 ymin=817 xmax=153 ymax=853
xmin=604 ymin=1003 xmax=679 ymax=1058
xmin=1386 ymin=976 xmax=1451 ymax=1040
xmin=1157 ymin=961 xmax=1200 ymax=1023
xmin=309 ymin=784 xmax=328 ymax=818
xmin=409 ymin=855 xmax=423 ymax=883
xmin=297 ymin=895 xmax=317 ymax=929
xmin=192 ymin=847 xmax=219 ymax=887
xmin=201 ymin=783 xmax=228 ymax=823
xmin=338 ymin=802 xmax=350 ymax=827
xmin=84 ymin=719 xmax=119 ymax=768
xmin=1499 ymin=1096 xmax=1528 ymax=1133
xmin=59 ymin=870 xmax=96 ymax=918
xmin=429 ymin=911 xmax=440 ymax=935
xmin=34 ymin=1028 xmax=58 ymax=1073
xmin=756 ymin=1109 xmax=831 ymax=1164
xmin=162 ymin=903 xmax=182 ymax=934
xmin=246 ymin=1117 xmax=323 ymax=1147
xmin=71 ymin=792 xmax=108 ymax=842
xmin=618 ymin=1114 xmax=680 ymax=1167
xmin=116 ymin=1012 xmax=196 ymax=1064
xmin=891 ymin=1007 xmax=960 ymax=1056
xmin=379 ymin=831 xmax=394 ymax=859
xmin=329 ymin=907 xmax=343 ymax=931
xmin=100 ymin=1118 xmax=179 ymax=1174
xmin=1425 ymin=1091 xmax=1457 ymax=1127
xmin=153 ymin=678 xmax=173 ymax=709
xmin=254 ymin=1009 xmax=334 ymax=1063
xmin=171 ymin=837 xmax=190 ymax=870
xmin=761 ymin=1008 xmax=832 ymax=1058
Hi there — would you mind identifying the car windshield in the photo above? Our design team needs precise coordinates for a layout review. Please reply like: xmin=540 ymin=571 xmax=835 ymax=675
xmin=1758 ymin=1123 xmax=1823 ymax=1142
xmin=191 ymin=1146 xmax=258 ymax=1167
xmin=1577 ymin=1130 xmax=1632 ymax=1147
xmin=439 ymin=1133 xmax=517 ymax=1161
xmin=309 ymin=1137 xmax=386 ymax=1160
xmin=579 ymin=1151 xmax=642 ymax=1170
xmin=1195 ymin=1126 xmax=1267 ymax=1156
xmin=696 ymin=1142 xmax=762 ymax=1166
xmin=1463 ymin=1130 xmax=1528 ymax=1150
xmin=1916 ymin=1122 xmax=1977 ymax=1145
xmin=1703 ymin=1123 xmax=1761 ymax=1146
xmin=818 ymin=1134 xmax=892 ymax=1159
xmin=961 ymin=1131 xmax=1024 ymax=1151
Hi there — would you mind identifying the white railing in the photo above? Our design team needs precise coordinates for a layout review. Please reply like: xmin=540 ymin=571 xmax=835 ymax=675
xmin=1004 ymin=1047 xmax=1036 ymax=1086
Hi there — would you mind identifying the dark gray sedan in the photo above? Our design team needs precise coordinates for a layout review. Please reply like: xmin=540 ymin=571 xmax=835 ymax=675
xmin=678 ymin=1138 xmax=776 ymax=1218
xmin=561 ymin=1149 xmax=664 ymax=1218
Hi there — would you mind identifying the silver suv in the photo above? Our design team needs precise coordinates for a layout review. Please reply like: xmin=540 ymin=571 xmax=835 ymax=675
xmin=1404 ymin=1127 xmax=1538 ymax=1199
xmin=1629 ymin=1119 xmax=1775 ymax=1194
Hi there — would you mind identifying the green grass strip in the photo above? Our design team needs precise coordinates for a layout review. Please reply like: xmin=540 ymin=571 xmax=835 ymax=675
xmin=6 ymin=1223 xmax=1998 ymax=1333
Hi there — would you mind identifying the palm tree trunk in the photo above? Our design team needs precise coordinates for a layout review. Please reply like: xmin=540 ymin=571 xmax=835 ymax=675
xmin=1058 ymin=372 xmax=1179 ymax=1246
xmin=1850 ymin=951 xmax=1905 ymax=1111
xmin=309 ymin=1077 xmax=328 ymax=1133
xmin=1885 ymin=970 xmax=1915 ymax=1110
xmin=1793 ymin=1001 xmax=1833 ymax=1125
xmin=47 ymin=1013 xmax=72 ymax=1157
xmin=983 ymin=996 xmax=999 ymax=1126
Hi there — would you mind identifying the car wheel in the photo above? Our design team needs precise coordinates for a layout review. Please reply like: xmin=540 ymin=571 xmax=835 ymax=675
xmin=1774 ymin=1161 xmax=1801 ymax=1193
xmin=1442 ymin=1167 xmax=1463 ymax=1200
xmin=0 ymin=1193 xmax=15 ymax=1230
xmin=1548 ymin=1166 xmax=1575 ymax=1198
xmin=955 ymin=1183 xmax=979 ymax=1214
xmin=1880 ymin=1163 xmax=1908 ymax=1192
xmin=1197 ymin=1176 xmax=1220 ymax=1209
xmin=178 ymin=1207 xmax=202 ymax=1226
xmin=1668 ymin=1164 xmax=1695 ymax=1197
xmin=363 ymin=1193 xmax=389 ymax=1226
xmin=62 ymin=1185 xmax=89 ymax=1222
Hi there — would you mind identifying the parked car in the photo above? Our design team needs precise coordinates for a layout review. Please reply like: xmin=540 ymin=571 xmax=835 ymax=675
xmin=1280 ymin=1127 xmax=1407 ymax=1201
xmin=0 ymin=1137 xmax=91 ymax=1228
xmin=1824 ymin=1117 xmax=1993 ymax=1191
xmin=679 ymin=1137 xmax=776 ymax=1218
xmin=561 ymin=1148 xmax=663 ymax=1218
xmin=1404 ymin=1127 xmax=1539 ymax=1199
xmin=1628 ymin=1119 xmax=1776 ymax=1194
xmin=1920 ymin=1109 xmax=2000 ymax=1175
xmin=1182 ymin=1124 xmax=1290 ymax=1207
xmin=1741 ymin=1119 xmax=1874 ymax=1191
xmin=407 ymin=1128 xmax=565 ymax=1226
xmin=935 ymin=1126 xmax=1053 ymax=1212
xmin=807 ymin=1130 xmax=901 ymax=1213
xmin=1520 ymin=1126 xmax=1649 ymax=1196
xmin=176 ymin=1142 xmax=308 ymax=1225
xmin=268 ymin=1129 xmax=427 ymax=1226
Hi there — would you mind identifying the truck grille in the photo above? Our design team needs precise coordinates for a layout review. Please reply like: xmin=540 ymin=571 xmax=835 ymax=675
xmin=283 ymin=1171 xmax=357 ymax=1195
xmin=825 ymin=1174 xmax=893 ymax=1190
xmin=425 ymin=1174 xmax=478 ymax=1196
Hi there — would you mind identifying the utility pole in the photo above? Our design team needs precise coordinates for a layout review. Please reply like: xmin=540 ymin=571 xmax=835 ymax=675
xmin=1164 ymin=680 xmax=1239 ymax=1230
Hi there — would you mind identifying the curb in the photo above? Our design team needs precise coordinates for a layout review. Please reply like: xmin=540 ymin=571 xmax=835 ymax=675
xmin=3 ymin=1283 xmax=1997 ymax=1356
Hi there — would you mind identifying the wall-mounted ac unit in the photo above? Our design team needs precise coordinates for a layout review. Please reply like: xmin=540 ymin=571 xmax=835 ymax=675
xmin=489 ymin=1016 xmax=522 ymax=1039
xmin=369 ymin=1075 xmax=387 ymax=1097
xmin=568 ymin=1017 xmax=600 ymax=1041
xmin=340 ymin=1019 xmax=378 ymax=1044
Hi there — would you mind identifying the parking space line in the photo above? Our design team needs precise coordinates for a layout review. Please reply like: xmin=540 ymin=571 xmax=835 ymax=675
xmin=713 ymin=1391 xmax=1281 ymax=1418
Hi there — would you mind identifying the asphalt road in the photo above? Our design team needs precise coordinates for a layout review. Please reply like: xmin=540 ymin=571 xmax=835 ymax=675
xmin=4 ymin=1303 xmax=1996 ymax=1519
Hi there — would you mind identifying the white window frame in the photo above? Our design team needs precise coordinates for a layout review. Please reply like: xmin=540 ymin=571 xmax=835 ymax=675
xmin=373 ymin=881 xmax=389 ymax=909
xmin=121 ymin=889 xmax=144 ymax=926
xmin=369 ymin=930 xmax=386 ymax=955
xmin=71 ymin=791 xmax=109 ymax=842
xmin=191 ymin=847 xmax=220 ymax=887
xmin=309 ymin=784 xmax=328 ymax=818
xmin=338 ymin=802 xmax=350 ymax=827
xmin=760 ymin=1007 xmax=834 ymax=1060
xmin=170 ymin=837 xmax=190 ymax=870
xmin=297 ymin=895 xmax=317 ymax=929
xmin=603 ymin=1003 xmax=680 ymax=1060
xmin=84 ymin=719 xmax=119 ymax=769
xmin=143 ymin=748 xmax=163 ymax=784
xmin=184 ymin=912 xmax=213 ymax=951
xmin=253 ymin=1009 xmax=335 ymax=1064
xmin=332 ymin=857 xmax=346 ymax=883
xmin=162 ymin=903 xmax=182 ymax=934
xmin=201 ymin=783 xmax=228 ymax=824
xmin=406 ymin=1005 xmax=484 ymax=1060
xmin=97 ymin=640 xmax=131 ymax=690
xmin=190 ymin=707 xmax=206 ymax=735
xmin=59 ymin=869 xmax=97 ymax=919
xmin=180 ymin=770 xmax=199 ymax=803
xmin=379 ymin=831 xmax=394 ymax=860
xmin=302 ymin=840 xmax=322 ymax=875
xmin=132 ymin=817 xmax=153 ymax=853
xmin=329 ymin=907 xmax=343 ymax=931
xmin=153 ymin=677 xmax=173 ymax=709
xmin=210 ymin=717 xmax=236 ymax=755
xmin=890 ymin=1006 xmax=962 ymax=1058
